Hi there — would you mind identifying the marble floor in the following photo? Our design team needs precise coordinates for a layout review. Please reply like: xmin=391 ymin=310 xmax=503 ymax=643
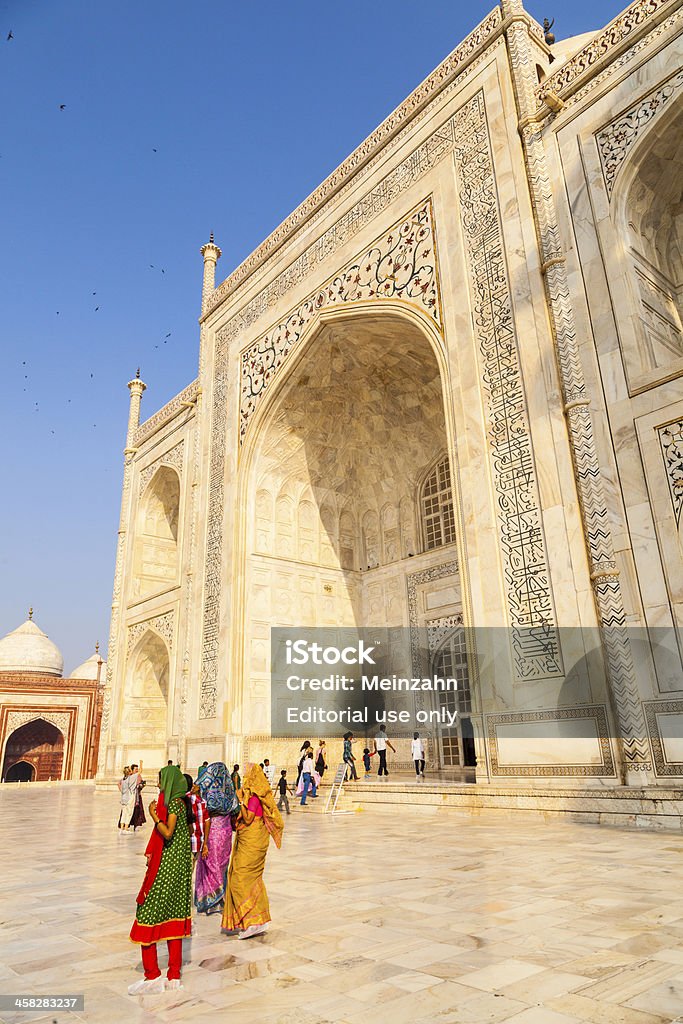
xmin=1 ymin=786 xmax=683 ymax=1024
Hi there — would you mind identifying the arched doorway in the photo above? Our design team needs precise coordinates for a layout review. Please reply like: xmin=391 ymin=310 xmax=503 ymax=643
xmin=2 ymin=719 xmax=64 ymax=781
xmin=238 ymin=307 xmax=475 ymax=768
xmin=5 ymin=760 xmax=35 ymax=782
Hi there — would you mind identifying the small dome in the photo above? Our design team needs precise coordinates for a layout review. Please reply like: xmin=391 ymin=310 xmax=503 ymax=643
xmin=0 ymin=613 xmax=64 ymax=676
xmin=70 ymin=649 xmax=107 ymax=680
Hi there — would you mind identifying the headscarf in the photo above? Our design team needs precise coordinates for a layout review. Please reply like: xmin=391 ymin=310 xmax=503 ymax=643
xmin=198 ymin=761 xmax=238 ymax=816
xmin=159 ymin=764 xmax=188 ymax=806
xmin=242 ymin=762 xmax=284 ymax=848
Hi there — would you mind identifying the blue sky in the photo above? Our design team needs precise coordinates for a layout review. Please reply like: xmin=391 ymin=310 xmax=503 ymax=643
xmin=0 ymin=0 xmax=623 ymax=671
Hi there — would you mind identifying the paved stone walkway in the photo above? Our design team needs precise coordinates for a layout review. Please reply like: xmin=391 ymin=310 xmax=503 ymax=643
xmin=1 ymin=785 xmax=683 ymax=1023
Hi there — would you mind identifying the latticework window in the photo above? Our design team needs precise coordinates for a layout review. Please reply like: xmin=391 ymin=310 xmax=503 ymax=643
xmin=432 ymin=629 xmax=472 ymax=766
xmin=421 ymin=456 xmax=455 ymax=550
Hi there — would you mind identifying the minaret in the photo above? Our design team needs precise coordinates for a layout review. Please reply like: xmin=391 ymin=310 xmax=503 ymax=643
xmin=200 ymin=232 xmax=222 ymax=314
xmin=125 ymin=367 xmax=146 ymax=453
xmin=97 ymin=369 xmax=145 ymax=779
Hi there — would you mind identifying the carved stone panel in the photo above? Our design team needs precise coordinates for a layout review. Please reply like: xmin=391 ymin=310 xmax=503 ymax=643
xmin=127 ymin=611 xmax=175 ymax=654
xmin=596 ymin=69 xmax=683 ymax=199
xmin=452 ymin=91 xmax=562 ymax=681
xmin=238 ymin=199 xmax=441 ymax=443
xmin=138 ymin=441 xmax=185 ymax=495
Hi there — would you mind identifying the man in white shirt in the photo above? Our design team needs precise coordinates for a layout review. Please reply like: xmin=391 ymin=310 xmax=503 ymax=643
xmin=373 ymin=725 xmax=396 ymax=778
xmin=411 ymin=732 xmax=425 ymax=779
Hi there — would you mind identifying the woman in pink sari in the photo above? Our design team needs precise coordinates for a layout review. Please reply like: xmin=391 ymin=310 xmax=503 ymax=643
xmin=194 ymin=762 xmax=238 ymax=915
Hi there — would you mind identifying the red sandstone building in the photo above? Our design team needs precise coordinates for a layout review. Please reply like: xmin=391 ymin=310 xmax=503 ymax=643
xmin=0 ymin=611 xmax=104 ymax=782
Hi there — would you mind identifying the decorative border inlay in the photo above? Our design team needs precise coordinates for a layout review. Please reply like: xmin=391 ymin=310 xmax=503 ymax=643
xmin=453 ymin=90 xmax=562 ymax=681
xmin=596 ymin=68 xmax=683 ymax=198
xmin=5 ymin=709 xmax=71 ymax=737
xmin=199 ymin=333 xmax=230 ymax=719
xmin=657 ymin=419 xmax=683 ymax=528
xmin=487 ymin=706 xmax=616 ymax=777
xmin=138 ymin=441 xmax=185 ymax=495
xmin=238 ymin=199 xmax=440 ymax=442
xmin=536 ymin=0 xmax=673 ymax=104
xmin=407 ymin=561 xmax=459 ymax=683
xmin=134 ymin=380 xmax=199 ymax=448
xmin=207 ymin=7 xmax=503 ymax=315
xmin=126 ymin=611 xmax=175 ymax=655
xmin=644 ymin=699 xmax=683 ymax=775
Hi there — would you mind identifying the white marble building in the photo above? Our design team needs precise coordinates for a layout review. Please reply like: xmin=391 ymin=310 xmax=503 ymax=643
xmin=99 ymin=0 xmax=683 ymax=792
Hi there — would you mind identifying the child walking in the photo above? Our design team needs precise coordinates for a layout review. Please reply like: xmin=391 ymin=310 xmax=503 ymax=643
xmin=276 ymin=769 xmax=293 ymax=815
xmin=362 ymin=747 xmax=376 ymax=779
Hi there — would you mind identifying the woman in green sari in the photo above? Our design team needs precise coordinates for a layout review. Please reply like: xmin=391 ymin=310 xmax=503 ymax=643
xmin=128 ymin=765 xmax=192 ymax=995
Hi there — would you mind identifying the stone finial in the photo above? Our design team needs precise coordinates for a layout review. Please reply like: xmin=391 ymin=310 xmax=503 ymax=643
xmin=95 ymin=640 xmax=100 ymax=654
xmin=543 ymin=17 xmax=555 ymax=45
xmin=28 ymin=606 xmax=33 ymax=620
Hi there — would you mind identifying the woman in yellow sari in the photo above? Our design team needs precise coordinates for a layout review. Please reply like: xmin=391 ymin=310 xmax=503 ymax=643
xmin=222 ymin=762 xmax=283 ymax=939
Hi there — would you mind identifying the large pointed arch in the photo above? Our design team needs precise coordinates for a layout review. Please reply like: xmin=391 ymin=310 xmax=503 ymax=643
xmin=228 ymin=300 xmax=472 ymax=747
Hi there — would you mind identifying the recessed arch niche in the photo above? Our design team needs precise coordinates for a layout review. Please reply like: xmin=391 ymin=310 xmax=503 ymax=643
xmin=133 ymin=466 xmax=180 ymax=599
xmin=616 ymin=97 xmax=683 ymax=377
xmin=122 ymin=630 xmax=170 ymax=752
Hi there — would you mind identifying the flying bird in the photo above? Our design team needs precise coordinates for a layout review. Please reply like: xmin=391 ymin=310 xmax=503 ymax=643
xmin=7 ymin=30 xmax=13 ymax=40
xmin=165 ymin=333 xmax=171 ymax=338
xmin=59 ymin=104 xmax=66 ymax=110
xmin=152 ymin=148 xmax=157 ymax=153
xmin=95 ymin=306 xmax=99 ymax=311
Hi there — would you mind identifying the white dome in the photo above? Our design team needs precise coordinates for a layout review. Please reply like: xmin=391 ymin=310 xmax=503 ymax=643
xmin=70 ymin=650 xmax=107 ymax=680
xmin=0 ymin=615 xmax=64 ymax=676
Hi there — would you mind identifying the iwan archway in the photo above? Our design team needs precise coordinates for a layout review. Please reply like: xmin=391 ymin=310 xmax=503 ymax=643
xmin=234 ymin=305 xmax=477 ymax=773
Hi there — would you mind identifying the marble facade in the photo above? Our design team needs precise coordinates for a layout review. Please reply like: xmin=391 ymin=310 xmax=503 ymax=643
xmin=99 ymin=0 xmax=683 ymax=790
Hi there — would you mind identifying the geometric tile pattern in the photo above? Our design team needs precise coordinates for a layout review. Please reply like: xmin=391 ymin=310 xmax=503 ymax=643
xmin=3 ymin=785 xmax=683 ymax=1024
